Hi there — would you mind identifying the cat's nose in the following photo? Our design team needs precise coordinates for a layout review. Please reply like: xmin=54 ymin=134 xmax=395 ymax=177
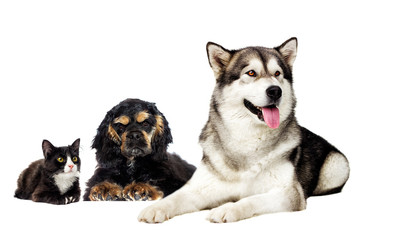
xmin=68 ymin=165 xmax=74 ymax=169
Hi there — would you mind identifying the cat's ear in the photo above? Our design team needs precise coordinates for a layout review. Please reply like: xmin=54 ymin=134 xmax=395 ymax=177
xmin=70 ymin=138 xmax=80 ymax=154
xmin=42 ymin=140 xmax=55 ymax=159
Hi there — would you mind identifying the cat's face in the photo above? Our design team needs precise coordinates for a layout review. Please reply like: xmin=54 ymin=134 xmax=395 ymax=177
xmin=42 ymin=139 xmax=81 ymax=174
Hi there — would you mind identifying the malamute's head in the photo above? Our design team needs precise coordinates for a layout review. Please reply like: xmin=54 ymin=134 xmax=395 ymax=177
xmin=206 ymin=38 xmax=298 ymax=129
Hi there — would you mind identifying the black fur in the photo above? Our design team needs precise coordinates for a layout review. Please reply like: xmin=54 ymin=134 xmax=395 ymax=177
xmin=83 ymin=98 xmax=195 ymax=200
xmin=291 ymin=127 xmax=345 ymax=197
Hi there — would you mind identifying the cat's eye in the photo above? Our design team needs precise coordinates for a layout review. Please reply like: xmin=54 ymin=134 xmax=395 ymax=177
xmin=57 ymin=157 xmax=64 ymax=163
xmin=72 ymin=157 xmax=78 ymax=162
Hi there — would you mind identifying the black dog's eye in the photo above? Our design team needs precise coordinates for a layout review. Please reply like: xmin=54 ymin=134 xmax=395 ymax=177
xmin=116 ymin=124 xmax=126 ymax=131
xmin=275 ymin=71 xmax=281 ymax=77
xmin=246 ymin=70 xmax=256 ymax=77
xmin=142 ymin=122 xmax=150 ymax=127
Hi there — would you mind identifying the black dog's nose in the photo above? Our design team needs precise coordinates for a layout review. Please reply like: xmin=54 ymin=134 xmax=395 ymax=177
xmin=128 ymin=131 xmax=143 ymax=140
xmin=266 ymin=86 xmax=282 ymax=101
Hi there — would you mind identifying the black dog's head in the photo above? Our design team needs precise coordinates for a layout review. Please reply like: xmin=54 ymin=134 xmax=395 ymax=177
xmin=92 ymin=99 xmax=172 ymax=166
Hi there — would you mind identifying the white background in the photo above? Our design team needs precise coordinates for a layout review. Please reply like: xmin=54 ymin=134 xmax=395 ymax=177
xmin=1 ymin=0 xmax=409 ymax=239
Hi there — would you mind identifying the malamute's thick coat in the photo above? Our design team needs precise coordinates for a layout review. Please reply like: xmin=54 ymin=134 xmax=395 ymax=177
xmin=139 ymin=38 xmax=350 ymax=223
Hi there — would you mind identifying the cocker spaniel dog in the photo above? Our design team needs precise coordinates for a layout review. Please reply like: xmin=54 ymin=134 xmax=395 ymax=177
xmin=84 ymin=98 xmax=195 ymax=201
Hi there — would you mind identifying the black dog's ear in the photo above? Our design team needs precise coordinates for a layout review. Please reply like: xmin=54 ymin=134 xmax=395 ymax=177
xmin=151 ymin=106 xmax=172 ymax=154
xmin=92 ymin=110 xmax=117 ymax=150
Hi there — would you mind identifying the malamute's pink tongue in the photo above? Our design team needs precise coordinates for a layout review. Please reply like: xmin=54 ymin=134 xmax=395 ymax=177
xmin=262 ymin=107 xmax=280 ymax=129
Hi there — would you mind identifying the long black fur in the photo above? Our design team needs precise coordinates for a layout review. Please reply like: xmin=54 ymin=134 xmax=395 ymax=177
xmin=83 ymin=99 xmax=195 ymax=200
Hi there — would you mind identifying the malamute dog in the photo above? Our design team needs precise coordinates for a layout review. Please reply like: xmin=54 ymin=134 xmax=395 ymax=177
xmin=139 ymin=38 xmax=350 ymax=223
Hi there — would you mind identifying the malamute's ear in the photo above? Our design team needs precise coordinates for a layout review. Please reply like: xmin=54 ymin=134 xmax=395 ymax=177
xmin=276 ymin=37 xmax=298 ymax=69
xmin=206 ymin=42 xmax=232 ymax=80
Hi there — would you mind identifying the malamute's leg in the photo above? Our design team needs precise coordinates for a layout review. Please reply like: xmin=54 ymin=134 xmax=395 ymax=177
xmin=138 ymin=167 xmax=232 ymax=223
xmin=138 ymin=165 xmax=307 ymax=223
xmin=313 ymin=151 xmax=350 ymax=196
xmin=207 ymin=181 xmax=306 ymax=223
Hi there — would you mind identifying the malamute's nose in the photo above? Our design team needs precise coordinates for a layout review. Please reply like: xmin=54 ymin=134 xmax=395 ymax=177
xmin=266 ymin=86 xmax=282 ymax=102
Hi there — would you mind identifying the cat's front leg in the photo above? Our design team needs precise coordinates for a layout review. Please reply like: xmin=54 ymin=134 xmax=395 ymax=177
xmin=63 ymin=182 xmax=81 ymax=204
xmin=32 ymin=191 xmax=67 ymax=205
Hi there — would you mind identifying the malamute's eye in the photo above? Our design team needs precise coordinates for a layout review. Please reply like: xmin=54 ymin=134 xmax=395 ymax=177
xmin=275 ymin=71 xmax=281 ymax=77
xmin=246 ymin=70 xmax=256 ymax=77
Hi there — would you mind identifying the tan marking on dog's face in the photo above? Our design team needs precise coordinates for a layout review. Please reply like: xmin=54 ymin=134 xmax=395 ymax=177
xmin=141 ymin=130 xmax=152 ymax=150
xmin=120 ymin=131 xmax=128 ymax=154
xmin=113 ymin=115 xmax=130 ymax=125
xmin=107 ymin=124 xmax=121 ymax=145
xmin=154 ymin=115 xmax=164 ymax=136
xmin=136 ymin=111 xmax=150 ymax=123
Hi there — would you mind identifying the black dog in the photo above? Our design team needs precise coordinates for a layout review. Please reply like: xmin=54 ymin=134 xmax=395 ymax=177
xmin=84 ymin=98 xmax=196 ymax=201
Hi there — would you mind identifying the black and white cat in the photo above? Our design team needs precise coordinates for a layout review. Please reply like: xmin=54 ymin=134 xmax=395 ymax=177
xmin=15 ymin=139 xmax=81 ymax=204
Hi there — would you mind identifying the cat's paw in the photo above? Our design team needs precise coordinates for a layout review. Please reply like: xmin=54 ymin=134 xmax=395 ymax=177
xmin=123 ymin=182 xmax=163 ymax=201
xmin=89 ymin=181 xmax=123 ymax=201
xmin=64 ymin=196 xmax=76 ymax=204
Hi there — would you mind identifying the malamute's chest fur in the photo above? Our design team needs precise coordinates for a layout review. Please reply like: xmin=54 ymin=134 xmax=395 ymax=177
xmin=200 ymin=113 xmax=301 ymax=182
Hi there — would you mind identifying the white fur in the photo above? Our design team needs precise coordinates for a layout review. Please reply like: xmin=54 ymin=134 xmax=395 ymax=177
xmin=138 ymin=156 xmax=306 ymax=223
xmin=53 ymin=157 xmax=80 ymax=195
xmin=313 ymin=152 xmax=350 ymax=195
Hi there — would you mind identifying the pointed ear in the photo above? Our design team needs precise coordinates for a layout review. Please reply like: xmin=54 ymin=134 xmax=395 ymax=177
xmin=276 ymin=37 xmax=298 ymax=69
xmin=42 ymin=140 xmax=55 ymax=159
xmin=206 ymin=42 xmax=232 ymax=80
xmin=70 ymin=138 xmax=80 ymax=153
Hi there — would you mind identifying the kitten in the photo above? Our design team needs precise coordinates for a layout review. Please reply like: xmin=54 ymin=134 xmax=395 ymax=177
xmin=15 ymin=139 xmax=81 ymax=205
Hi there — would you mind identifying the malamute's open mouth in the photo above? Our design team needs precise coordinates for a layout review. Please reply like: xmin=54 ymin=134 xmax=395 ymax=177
xmin=244 ymin=99 xmax=280 ymax=129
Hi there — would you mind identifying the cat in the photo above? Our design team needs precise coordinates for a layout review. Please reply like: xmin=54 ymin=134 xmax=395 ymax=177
xmin=15 ymin=139 xmax=81 ymax=205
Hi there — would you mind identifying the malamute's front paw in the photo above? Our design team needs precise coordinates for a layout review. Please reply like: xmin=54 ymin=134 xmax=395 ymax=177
xmin=207 ymin=202 xmax=247 ymax=223
xmin=138 ymin=202 xmax=172 ymax=223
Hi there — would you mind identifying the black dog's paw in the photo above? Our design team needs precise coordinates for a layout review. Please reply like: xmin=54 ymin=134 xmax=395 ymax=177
xmin=89 ymin=181 xmax=123 ymax=201
xmin=123 ymin=182 xmax=163 ymax=201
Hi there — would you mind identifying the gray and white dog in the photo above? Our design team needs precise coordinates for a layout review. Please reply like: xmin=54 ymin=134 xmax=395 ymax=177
xmin=139 ymin=38 xmax=350 ymax=223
